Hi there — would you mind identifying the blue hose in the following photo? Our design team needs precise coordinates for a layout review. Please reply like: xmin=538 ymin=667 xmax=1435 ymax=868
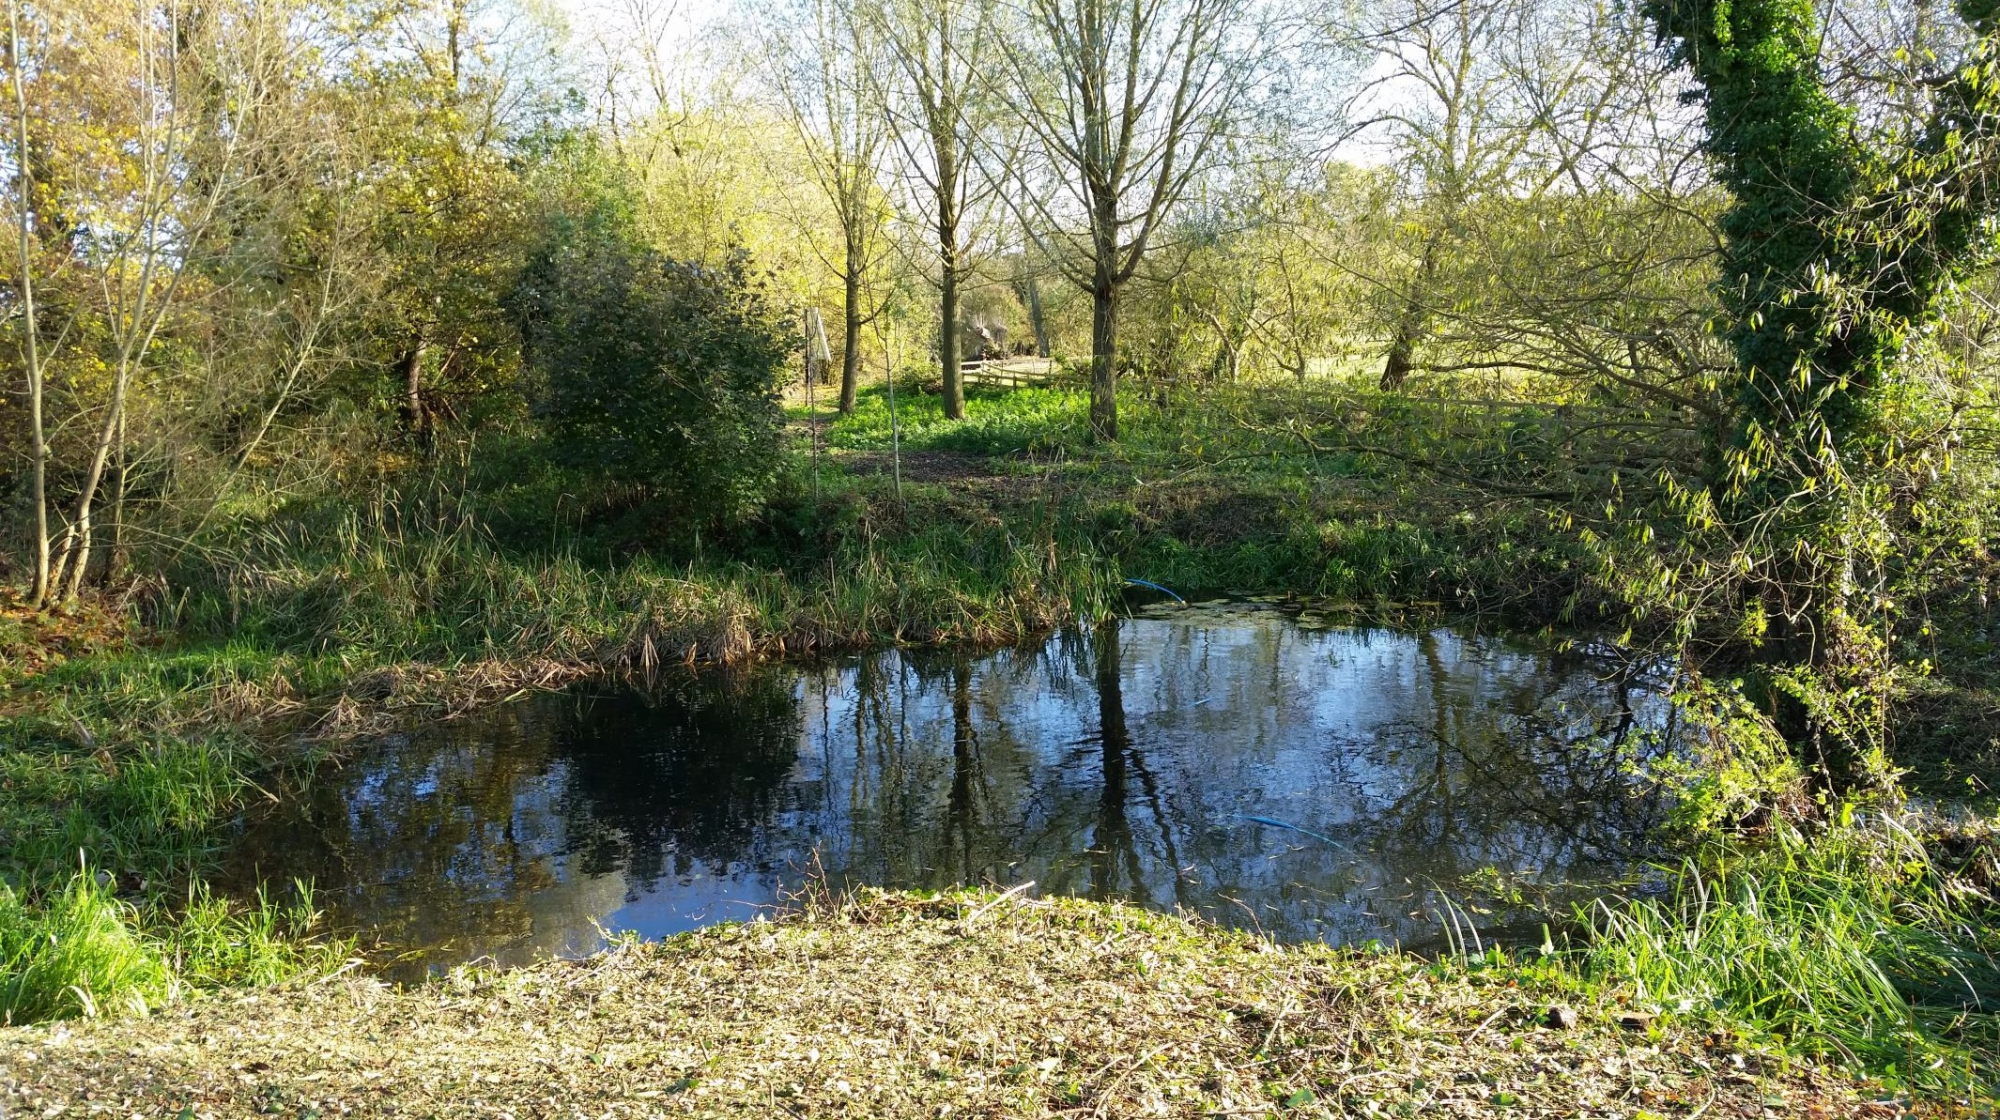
xmin=1124 ymin=578 xmax=1186 ymax=603
xmin=1242 ymin=815 xmax=1347 ymax=851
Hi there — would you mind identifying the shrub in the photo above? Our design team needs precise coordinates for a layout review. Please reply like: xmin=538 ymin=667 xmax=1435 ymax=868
xmin=510 ymin=215 xmax=794 ymax=532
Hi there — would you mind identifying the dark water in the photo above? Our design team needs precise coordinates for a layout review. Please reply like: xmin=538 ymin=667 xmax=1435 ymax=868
xmin=223 ymin=602 xmax=1678 ymax=977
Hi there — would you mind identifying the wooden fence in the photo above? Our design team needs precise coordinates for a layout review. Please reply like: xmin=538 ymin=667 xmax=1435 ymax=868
xmin=960 ymin=357 xmax=1061 ymax=390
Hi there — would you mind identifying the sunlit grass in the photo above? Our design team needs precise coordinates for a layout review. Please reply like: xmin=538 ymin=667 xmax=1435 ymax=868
xmin=0 ymin=871 xmax=349 ymax=1025
xmin=825 ymin=382 xmax=1089 ymax=455
xmin=0 ymin=873 xmax=165 ymax=1023
xmin=1583 ymin=815 xmax=2000 ymax=1095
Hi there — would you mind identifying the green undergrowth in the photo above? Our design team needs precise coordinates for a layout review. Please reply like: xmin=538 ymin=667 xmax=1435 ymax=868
xmin=1582 ymin=814 xmax=2000 ymax=1099
xmin=2 ymin=380 xmax=1995 ymax=1107
xmin=819 ymin=381 xmax=1091 ymax=456
xmin=0 ymin=871 xmax=347 ymax=1025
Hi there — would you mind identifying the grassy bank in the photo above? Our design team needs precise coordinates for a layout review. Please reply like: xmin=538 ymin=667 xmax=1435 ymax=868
xmin=1582 ymin=816 xmax=2000 ymax=1098
xmin=1 ymin=380 xmax=1588 ymax=921
xmin=0 ymin=890 xmax=1903 ymax=1118
xmin=1 ymin=378 xmax=1995 ymax=1104
xmin=813 ymin=380 xmax=1600 ymax=615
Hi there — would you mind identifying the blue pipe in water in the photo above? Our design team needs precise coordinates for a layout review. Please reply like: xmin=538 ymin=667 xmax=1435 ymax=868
xmin=1124 ymin=578 xmax=1185 ymax=603
xmin=1241 ymin=815 xmax=1347 ymax=851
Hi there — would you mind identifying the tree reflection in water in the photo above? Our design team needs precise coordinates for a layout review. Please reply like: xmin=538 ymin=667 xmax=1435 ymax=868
xmin=224 ymin=605 xmax=1675 ymax=977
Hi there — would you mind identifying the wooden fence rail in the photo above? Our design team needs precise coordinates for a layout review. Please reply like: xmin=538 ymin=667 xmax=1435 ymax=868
xmin=960 ymin=357 xmax=1061 ymax=390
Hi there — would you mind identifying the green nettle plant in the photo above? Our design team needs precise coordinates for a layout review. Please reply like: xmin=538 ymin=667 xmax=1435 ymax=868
xmin=1635 ymin=0 xmax=2000 ymax=776
xmin=510 ymin=218 xmax=796 ymax=530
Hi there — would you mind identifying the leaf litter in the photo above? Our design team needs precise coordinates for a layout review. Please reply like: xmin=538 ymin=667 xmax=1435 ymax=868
xmin=2 ymin=890 xmax=1907 ymax=1118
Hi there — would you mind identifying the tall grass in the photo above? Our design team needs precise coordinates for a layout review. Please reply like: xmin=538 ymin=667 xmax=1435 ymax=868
xmin=1584 ymin=815 xmax=2000 ymax=1094
xmin=0 ymin=871 xmax=349 ymax=1025
xmin=159 ymin=475 xmax=1120 ymax=667
xmin=0 ymin=873 xmax=165 ymax=1022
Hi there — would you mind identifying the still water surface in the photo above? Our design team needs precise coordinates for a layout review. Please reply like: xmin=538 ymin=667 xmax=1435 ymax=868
xmin=224 ymin=602 xmax=1678 ymax=976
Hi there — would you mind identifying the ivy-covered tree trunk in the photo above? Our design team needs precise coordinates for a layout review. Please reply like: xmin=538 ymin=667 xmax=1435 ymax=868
xmin=1645 ymin=0 xmax=2000 ymax=759
xmin=1649 ymin=0 xmax=2000 ymax=479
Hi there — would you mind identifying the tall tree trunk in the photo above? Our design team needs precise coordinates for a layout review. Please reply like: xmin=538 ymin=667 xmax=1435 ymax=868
xmin=59 ymin=512 xmax=90 ymax=600
xmin=399 ymin=338 xmax=427 ymax=439
xmin=1023 ymin=274 xmax=1049 ymax=357
xmin=936 ymin=133 xmax=964 ymax=420
xmin=840 ymin=264 xmax=862 ymax=415
xmin=10 ymin=0 xmax=48 ymax=606
xmin=1088 ymin=191 xmax=1120 ymax=440
xmin=941 ymin=260 xmax=963 ymax=417
xmin=1089 ymin=271 xmax=1119 ymax=441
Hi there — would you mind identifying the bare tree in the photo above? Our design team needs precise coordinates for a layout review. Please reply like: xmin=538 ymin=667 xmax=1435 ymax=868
xmin=1346 ymin=0 xmax=1536 ymax=390
xmin=1346 ymin=0 xmax=1685 ymax=392
xmin=994 ymin=0 xmax=1277 ymax=439
xmin=46 ymin=0 xmax=266 ymax=599
xmin=766 ymin=0 xmax=893 ymax=415
xmin=864 ymin=0 xmax=997 ymax=420
xmin=7 ymin=0 xmax=47 ymax=603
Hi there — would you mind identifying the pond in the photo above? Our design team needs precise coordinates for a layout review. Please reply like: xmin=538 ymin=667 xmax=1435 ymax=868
xmin=222 ymin=602 xmax=1680 ymax=978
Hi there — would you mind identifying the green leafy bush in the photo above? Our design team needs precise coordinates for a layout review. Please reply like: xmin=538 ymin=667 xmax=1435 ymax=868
xmin=510 ymin=215 xmax=794 ymax=531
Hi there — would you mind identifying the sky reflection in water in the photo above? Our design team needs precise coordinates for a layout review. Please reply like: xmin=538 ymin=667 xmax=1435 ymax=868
xmin=225 ymin=603 xmax=1677 ymax=976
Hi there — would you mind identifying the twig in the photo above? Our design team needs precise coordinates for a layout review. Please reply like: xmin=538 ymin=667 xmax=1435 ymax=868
xmin=1463 ymin=1008 xmax=1510 ymax=1043
xmin=960 ymin=881 xmax=1037 ymax=931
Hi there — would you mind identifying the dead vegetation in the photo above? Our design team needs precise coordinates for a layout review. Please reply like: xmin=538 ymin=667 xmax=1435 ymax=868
xmin=1 ymin=890 xmax=1899 ymax=1118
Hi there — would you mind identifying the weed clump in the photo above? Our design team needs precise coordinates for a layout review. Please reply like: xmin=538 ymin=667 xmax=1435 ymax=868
xmin=1585 ymin=815 xmax=2000 ymax=1096
xmin=0 ymin=872 xmax=348 ymax=1025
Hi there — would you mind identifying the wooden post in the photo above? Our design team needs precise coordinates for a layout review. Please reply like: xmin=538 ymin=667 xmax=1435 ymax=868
xmin=886 ymin=324 xmax=902 ymax=502
xmin=804 ymin=310 xmax=819 ymax=502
